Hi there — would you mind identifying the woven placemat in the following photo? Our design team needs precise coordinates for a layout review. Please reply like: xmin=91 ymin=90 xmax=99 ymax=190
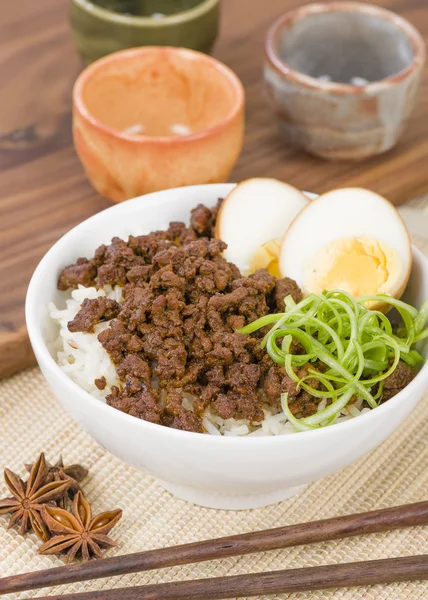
xmin=1 ymin=229 xmax=428 ymax=599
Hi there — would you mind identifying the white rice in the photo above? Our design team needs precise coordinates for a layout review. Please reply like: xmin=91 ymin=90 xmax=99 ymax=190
xmin=49 ymin=287 xmax=369 ymax=436
xmin=48 ymin=286 xmax=122 ymax=399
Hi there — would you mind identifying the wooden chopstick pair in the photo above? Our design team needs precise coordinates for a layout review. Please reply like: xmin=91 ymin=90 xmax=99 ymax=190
xmin=1 ymin=500 xmax=428 ymax=598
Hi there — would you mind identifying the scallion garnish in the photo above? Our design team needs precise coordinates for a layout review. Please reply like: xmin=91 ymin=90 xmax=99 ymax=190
xmin=238 ymin=291 xmax=428 ymax=430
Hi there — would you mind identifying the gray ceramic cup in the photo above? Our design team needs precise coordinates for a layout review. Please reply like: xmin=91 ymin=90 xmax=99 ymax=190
xmin=70 ymin=0 xmax=220 ymax=65
xmin=264 ymin=2 xmax=425 ymax=160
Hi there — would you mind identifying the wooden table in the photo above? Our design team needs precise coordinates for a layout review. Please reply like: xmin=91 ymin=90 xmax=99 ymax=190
xmin=1 ymin=0 xmax=428 ymax=378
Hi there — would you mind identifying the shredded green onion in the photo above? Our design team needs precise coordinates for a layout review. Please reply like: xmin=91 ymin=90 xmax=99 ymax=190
xmin=238 ymin=291 xmax=428 ymax=431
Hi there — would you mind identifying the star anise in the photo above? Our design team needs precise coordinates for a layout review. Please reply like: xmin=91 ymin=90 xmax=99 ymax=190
xmin=26 ymin=456 xmax=88 ymax=508
xmin=40 ymin=491 xmax=122 ymax=562
xmin=0 ymin=453 xmax=72 ymax=542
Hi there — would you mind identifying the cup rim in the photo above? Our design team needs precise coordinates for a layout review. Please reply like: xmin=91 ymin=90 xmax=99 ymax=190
xmin=71 ymin=0 xmax=219 ymax=27
xmin=265 ymin=1 xmax=426 ymax=95
xmin=73 ymin=46 xmax=245 ymax=144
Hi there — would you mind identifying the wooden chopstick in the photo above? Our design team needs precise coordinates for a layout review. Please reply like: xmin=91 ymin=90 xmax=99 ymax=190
xmin=26 ymin=555 xmax=428 ymax=600
xmin=1 ymin=501 xmax=428 ymax=595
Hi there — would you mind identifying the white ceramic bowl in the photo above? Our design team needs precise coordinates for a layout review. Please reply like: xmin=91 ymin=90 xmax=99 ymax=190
xmin=26 ymin=184 xmax=428 ymax=510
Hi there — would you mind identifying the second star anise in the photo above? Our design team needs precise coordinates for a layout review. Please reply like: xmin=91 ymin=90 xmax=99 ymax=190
xmin=0 ymin=453 xmax=72 ymax=542
xmin=40 ymin=491 xmax=122 ymax=562
xmin=26 ymin=455 xmax=88 ymax=508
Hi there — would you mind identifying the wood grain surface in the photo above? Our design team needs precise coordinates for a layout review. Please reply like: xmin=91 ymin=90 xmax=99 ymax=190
xmin=1 ymin=0 xmax=428 ymax=377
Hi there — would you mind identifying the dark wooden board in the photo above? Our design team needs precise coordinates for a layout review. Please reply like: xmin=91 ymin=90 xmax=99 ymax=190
xmin=1 ymin=0 xmax=428 ymax=377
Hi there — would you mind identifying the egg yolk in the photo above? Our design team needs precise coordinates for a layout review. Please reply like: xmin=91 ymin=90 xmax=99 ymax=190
xmin=248 ymin=239 xmax=281 ymax=277
xmin=306 ymin=237 xmax=402 ymax=298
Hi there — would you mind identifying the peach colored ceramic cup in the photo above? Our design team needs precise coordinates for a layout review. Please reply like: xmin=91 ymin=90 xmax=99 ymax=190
xmin=264 ymin=2 xmax=425 ymax=160
xmin=73 ymin=46 xmax=245 ymax=202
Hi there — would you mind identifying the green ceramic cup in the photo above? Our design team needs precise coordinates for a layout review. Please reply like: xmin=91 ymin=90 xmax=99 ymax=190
xmin=70 ymin=0 xmax=220 ymax=65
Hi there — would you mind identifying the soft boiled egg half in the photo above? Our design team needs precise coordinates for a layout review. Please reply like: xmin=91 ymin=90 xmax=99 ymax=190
xmin=215 ymin=178 xmax=309 ymax=276
xmin=279 ymin=188 xmax=412 ymax=310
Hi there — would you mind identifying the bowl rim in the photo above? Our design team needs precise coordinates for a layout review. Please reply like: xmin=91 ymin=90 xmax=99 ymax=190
xmin=71 ymin=0 xmax=219 ymax=27
xmin=73 ymin=46 xmax=245 ymax=145
xmin=26 ymin=183 xmax=428 ymax=445
xmin=264 ymin=1 xmax=426 ymax=95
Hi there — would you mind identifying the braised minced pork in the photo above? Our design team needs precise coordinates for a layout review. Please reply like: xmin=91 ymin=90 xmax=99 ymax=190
xmin=58 ymin=201 xmax=414 ymax=432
